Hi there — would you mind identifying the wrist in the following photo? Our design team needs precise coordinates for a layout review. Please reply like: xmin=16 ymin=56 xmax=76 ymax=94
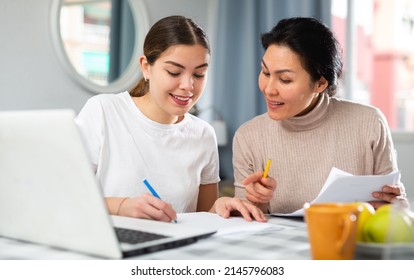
xmin=116 ymin=197 xmax=129 ymax=216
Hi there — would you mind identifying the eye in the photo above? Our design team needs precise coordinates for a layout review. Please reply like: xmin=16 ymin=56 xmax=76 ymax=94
xmin=167 ymin=70 xmax=180 ymax=77
xmin=193 ymin=73 xmax=205 ymax=79
xmin=280 ymin=78 xmax=291 ymax=84
xmin=261 ymin=70 xmax=270 ymax=77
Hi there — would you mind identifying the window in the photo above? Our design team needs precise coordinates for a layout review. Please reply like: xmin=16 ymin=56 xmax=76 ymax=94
xmin=60 ymin=0 xmax=112 ymax=86
xmin=332 ymin=0 xmax=414 ymax=131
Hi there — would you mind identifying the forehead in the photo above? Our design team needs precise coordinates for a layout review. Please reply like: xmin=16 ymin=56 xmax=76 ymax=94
xmin=158 ymin=44 xmax=210 ymax=66
xmin=262 ymin=44 xmax=302 ymax=70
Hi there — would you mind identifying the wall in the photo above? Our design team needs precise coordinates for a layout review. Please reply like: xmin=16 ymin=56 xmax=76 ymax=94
xmin=393 ymin=133 xmax=414 ymax=206
xmin=0 ymin=0 xmax=216 ymax=113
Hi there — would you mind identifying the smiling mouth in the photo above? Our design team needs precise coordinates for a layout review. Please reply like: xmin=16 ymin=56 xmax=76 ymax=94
xmin=269 ymin=101 xmax=284 ymax=106
xmin=171 ymin=94 xmax=191 ymax=101
xmin=170 ymin=94 xmax=192 ymax=105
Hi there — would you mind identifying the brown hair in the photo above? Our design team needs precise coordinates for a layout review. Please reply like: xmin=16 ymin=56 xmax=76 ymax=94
xmin=129 ymin=15 xmax=210 ymax=97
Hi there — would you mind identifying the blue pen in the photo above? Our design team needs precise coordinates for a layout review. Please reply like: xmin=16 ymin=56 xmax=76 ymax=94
xmin=143 ymin=178 xmax=161 ymax=199
xmin=142 ymin=178 xmax=177 ymax=223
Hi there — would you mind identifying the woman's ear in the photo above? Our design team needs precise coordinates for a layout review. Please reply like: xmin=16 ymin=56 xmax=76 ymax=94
xmin=315 ymin=76 xmax=328 ymax=93
xmin=139 ymin=55 xmax=150 ymax=80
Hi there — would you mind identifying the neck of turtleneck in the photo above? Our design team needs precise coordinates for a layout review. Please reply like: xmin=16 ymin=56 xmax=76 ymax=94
xmin=279 ymin=92 xmax=331 ymax=132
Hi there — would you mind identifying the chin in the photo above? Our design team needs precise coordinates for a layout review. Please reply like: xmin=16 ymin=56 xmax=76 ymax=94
xmin=267 ymin=111 xmax=284 ymax=121
xmin=172 ymin=108 xmax=190 ymax=117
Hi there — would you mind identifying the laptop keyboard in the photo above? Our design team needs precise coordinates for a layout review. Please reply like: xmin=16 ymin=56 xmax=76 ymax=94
xmin=114 ymin=227 xmax=169 ymax=244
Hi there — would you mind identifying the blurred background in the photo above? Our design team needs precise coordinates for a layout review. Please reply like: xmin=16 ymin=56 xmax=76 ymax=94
xmin=1 ymin=0 xmax=413 ymax=204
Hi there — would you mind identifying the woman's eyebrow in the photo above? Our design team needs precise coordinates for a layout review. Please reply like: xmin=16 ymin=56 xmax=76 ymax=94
xmin=261 ymin=59 xmax=269 ymax=70
xmin=164 ymin=61 xmax=209 ymax=69
xmin=261 ymin=59 xmax=294 ymax=74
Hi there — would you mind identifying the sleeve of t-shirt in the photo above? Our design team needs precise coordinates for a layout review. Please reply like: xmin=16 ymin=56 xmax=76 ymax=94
xmin=76 ymin=97 xmax=105 ymax=173
xmin=200 ymin=125 xmax=221 ymax=185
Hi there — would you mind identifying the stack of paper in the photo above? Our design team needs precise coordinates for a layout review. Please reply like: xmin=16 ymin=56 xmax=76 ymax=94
xmin=272 ymin=167 xmax=400 ymax=217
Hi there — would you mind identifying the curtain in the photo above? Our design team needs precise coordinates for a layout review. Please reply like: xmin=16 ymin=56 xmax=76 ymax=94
xmin=212 ymin=0 xmax=332 ymax=180
xmin=108 ymin=0 xmax=135 ymax=83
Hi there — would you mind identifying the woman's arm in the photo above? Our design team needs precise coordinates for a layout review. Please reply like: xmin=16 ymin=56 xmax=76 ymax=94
xmin=106 ymin=197 xmax=129 ymax=215
xmin=197 ymin=183 xmax=219 ymax=212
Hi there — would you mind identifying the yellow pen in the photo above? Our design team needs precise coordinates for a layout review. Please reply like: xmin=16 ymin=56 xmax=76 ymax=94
xmin=263 ymin=159 xmax=272 ymax=178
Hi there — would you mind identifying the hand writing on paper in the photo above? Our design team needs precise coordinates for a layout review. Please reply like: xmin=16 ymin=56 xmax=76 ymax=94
xmin=115 ymin=194 xmax=177 ymax=223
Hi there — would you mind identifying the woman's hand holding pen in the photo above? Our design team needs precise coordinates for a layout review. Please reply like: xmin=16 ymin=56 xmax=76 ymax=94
xmin=116 ymin=194 xmax=177 ymax=223
xmin=243 ymin=171 xmax=277 ymax=207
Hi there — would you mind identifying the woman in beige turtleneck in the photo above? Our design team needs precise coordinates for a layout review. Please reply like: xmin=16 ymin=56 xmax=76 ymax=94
xmin=214 ymin=17 xmax=408 ymax=219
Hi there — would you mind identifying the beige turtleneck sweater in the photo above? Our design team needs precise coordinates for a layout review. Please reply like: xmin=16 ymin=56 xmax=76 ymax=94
xmin=233 ymin=93 xmax=404 ymax=214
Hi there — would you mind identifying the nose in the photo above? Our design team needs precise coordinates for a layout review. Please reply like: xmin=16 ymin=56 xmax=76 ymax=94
xmin=263 ymin=77 xmax=278 ymax=96
xmin=180 ymin=75 xmax=194 ymax=91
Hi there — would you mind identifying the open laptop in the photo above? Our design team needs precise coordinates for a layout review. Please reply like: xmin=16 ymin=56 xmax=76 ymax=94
xmin=0 ymin=109 xmax=216 ymax=259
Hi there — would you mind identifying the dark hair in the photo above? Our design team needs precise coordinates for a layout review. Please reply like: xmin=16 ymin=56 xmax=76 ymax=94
xmin=129 ymin=15 xmax=210 ymax=97
xmin=260 ymin=17 xmax=343 ymax=96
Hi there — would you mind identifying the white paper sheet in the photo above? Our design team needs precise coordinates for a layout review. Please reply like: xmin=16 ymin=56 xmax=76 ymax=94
xmin=177 ymin=212 xmax=288 ymax=236
xmin=272 ymin=167 xmax=400 ymax=217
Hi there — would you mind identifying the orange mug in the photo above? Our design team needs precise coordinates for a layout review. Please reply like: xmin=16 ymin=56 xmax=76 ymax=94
xmin=304 ymin=203 xmax=361 ymax=260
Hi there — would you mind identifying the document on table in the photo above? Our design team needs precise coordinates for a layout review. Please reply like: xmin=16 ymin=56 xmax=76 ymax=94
xmin=177 ymin=212 xmax=287 ymax=236
xmin=272 ymin=167 xmax=400 ymax=217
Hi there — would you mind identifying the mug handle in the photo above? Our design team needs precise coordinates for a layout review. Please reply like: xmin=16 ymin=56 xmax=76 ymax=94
xmin=336 ymin=213 xmax=357 ymax=255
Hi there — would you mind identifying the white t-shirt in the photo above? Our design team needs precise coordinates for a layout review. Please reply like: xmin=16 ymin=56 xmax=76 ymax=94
xmin=76 ymin=91 xmax=220 ymax=212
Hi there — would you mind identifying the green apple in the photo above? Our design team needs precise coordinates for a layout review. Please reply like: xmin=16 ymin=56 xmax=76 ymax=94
xmin=352 ymin=202 xmax=375 ymax=242
xmin=362 ymin=204 xmax=414 ymax=243
xmin=375 ymin=204 xmax=392 ymax=215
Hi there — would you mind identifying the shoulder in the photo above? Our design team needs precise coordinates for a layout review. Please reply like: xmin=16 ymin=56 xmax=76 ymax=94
xmin=331 ymin=97 xmax=386 ymax=121
xmin=78 ymin=92 xmax=131 ymax=124
xmin=186 ymin=114 xmax=216 ymax=135
xmin=331 ymin=97 xmax=379 ymax=113
xmin=329 ymin=97 xmax=391 ymax=138
xmin=183 ymin=114 xmax=220 ymax=147
xmin=236 ymin=113 xmax=269 ymax=134
xmin=79 ymin=92 xmax=132 ymax=119
xmin=83 ymin=91 xmax=130 ymax=108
